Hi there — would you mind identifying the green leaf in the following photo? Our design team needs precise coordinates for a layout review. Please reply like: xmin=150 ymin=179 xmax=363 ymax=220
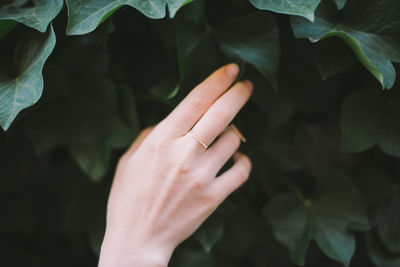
xmin=341 ymin=91 xmax=400 ymax=157
xmin=0 ymin=25 xmax=56 ymax=131
xmin=167 ymin=0 xmax=195 ymax=18
xmin=65 ymin=0 xmax=194 ymax=35
xmin=291 ymin=0 xmax=400 ymax=89
xmin=366 ymin=231 xmax=400 ymax=267
xmin=264 ymin=170 xmax=369 ymax=266
xmin=313 ymin=38 xmax=357 ymax=81
xmin=376 ymin=189 xmax=400 ymax=254
xmin=117 ymin=85 xmax=141 ymax=134
xmin=70 ymin=86 xmax=140 ymax=182
xmin=249 ymin=0 xmax=321 ymax=22
xmin=70 ymin=143 xmax=111 ymax=183
xmin=150 ymin=76 xmax=180 ymax=101
xmin=176 ymin=11 xmax=280 ymax=95
xmin=24 ymin=79 xmax=135 ymax=181
xmin=176 ymin=16 xmax=221 ymax=96
xmin=0 ymin=20 xmax=17 ymax=39
xmin=334 ymin=0 xmax=347 ymax=10
xmin=194 ymin=216 xmax=224 ymax=253
xmin=0 ymin=0 xmax=63 ymax=32
xmin=214 ymin=12 xmax=280 ymax=88
xmin=66 ymin=0 xmax=165 ymax=35
xmin=243 ymin=64 xmax=292 ymax=125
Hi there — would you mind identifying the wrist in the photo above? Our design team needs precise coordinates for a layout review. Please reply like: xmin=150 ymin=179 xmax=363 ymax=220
xmin=98 ymin=230 xmax=174 ymax=267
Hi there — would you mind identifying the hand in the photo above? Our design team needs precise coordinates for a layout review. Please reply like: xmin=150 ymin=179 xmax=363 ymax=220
xmin=98 ymin=64 xmax=253 ymax=267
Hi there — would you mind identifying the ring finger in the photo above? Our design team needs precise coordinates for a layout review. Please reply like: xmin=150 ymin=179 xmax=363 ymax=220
xmin=190 ymin=80 xmax=253 ymax=148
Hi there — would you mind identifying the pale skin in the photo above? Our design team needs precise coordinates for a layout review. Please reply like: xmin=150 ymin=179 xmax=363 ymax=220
xmin=98 ymin=63 xmax=253 ymax=267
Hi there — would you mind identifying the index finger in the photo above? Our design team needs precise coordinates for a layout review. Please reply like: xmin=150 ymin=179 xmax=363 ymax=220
xmin=160 ymin=63 xmax=239 ymax=136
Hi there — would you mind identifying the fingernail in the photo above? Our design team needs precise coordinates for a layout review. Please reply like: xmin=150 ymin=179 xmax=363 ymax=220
xmin=225 ymin=63 xmax=239 ymax=78
xmin=242 ymin=80 xmax=253 ymax=92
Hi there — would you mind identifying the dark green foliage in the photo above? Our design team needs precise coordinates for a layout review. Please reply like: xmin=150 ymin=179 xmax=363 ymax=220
xmin=1 ymin=0 xmax=400 ymax=266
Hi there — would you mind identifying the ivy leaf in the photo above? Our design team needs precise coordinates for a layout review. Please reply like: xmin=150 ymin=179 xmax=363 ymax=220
xmin=66 ymin=0 xmax=165 ymax=35
xmin=117 ymin=85 xmax=141 ymax=133
xmin=334 ymin=0 xmax=347 ymax=10
xmin=249 ymin=0 xmax=321 ymax=22
xmin=176 ymin=10 xmax=280 ymax=95
xmin=24 ymin=79 xmax=135 ymax=181
xmin=264 ymin=170 xmax=369 ymax=266
xmin=214 ymin=12 xmax=280 ymax=88
xmin=194 ymin=216 xmax=224 ymax=253
xmin=376 ymin=189 xmax=400 ymax=254
xmin=0 ymin=0 xmax=63 ymax=32
xmin=167 ymin=0 xmax=195 ymax=18
xmin=65 ymin=0 xmax=194 ymax=35
xmin=70 ymin=143 xmax=111 ymax=183
xmin=150 ymin=76 xmax=180 ymax=102
xmin=291 ymin=0 xmax=400 ymax=89
xmin=70 ymin=85 xmax=140 ymax=182
xmin=176 ymin=16 xmax=221 ymax=96
xmin=0 ymin=25 xmax=55 ymax=131
xmin=243 ymin=64 xmax=292 ymax=125
xmin=313 ymin=38 xmax=357 ymax=81
xmin=341 ymin=91 xmax=400 ymax=157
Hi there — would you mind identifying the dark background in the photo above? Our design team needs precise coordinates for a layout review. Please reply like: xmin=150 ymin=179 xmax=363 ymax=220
xmin=1 ymin=0 xmax=399 ymax=266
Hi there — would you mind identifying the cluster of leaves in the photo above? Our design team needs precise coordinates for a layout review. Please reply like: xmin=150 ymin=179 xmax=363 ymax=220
xmin=1 ymin=0 xmax=400 ymax=266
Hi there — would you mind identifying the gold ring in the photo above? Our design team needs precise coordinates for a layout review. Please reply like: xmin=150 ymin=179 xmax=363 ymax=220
xmin=230 ymin=124 xmax=246 ymax=143
xmin=189 ymin=129 xmax=209 ymax=149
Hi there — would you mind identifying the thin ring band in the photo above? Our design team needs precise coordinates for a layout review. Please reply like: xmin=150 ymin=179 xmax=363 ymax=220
xmin=229 ymin=124 xmax=246 ymax=143
xmin=189 ymin=129 xmax=209 ymax=149
xmin=189 ymin=124 xmax=246 ymax=149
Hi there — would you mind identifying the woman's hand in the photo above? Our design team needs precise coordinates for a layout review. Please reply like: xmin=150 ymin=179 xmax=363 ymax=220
xmin=98 ymin=64 xmax=253 ymax=267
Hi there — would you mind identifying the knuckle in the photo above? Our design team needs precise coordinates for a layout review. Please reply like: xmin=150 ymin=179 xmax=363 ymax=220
xmin=213 ymin=108 xmax=231 ymax=125
xmin=153 ymin=120 xmax=174 ymax=137
xmin=200 ymin=192 xmax=218 ymax=208
xmin=190 ymin=95 xmax=205 ymax=111
xmin=190 ymin=178 xmax=207 ymax=191
xmin=148 ymin=137 xmax=167 ymax=154
xmin=175 ymin=157 xmax=192 ymax=175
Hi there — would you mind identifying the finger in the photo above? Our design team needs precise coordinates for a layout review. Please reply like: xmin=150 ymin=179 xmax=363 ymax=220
xmin=209 ymin=152 xmax=251 ymax=205
xmin=124 ymin=126 xmax=154 ymax=158
xmin=190 ymin=80 xmax=253 ymax=147
xmin=160 ymin=63 xmax=239 ymax=136
xmin=203 ymin=125 xmax=241 ymax=175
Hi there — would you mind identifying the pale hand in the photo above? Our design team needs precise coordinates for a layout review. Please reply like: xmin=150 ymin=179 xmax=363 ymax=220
xmin=98 ymin=64 xmax=253 ymax=267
